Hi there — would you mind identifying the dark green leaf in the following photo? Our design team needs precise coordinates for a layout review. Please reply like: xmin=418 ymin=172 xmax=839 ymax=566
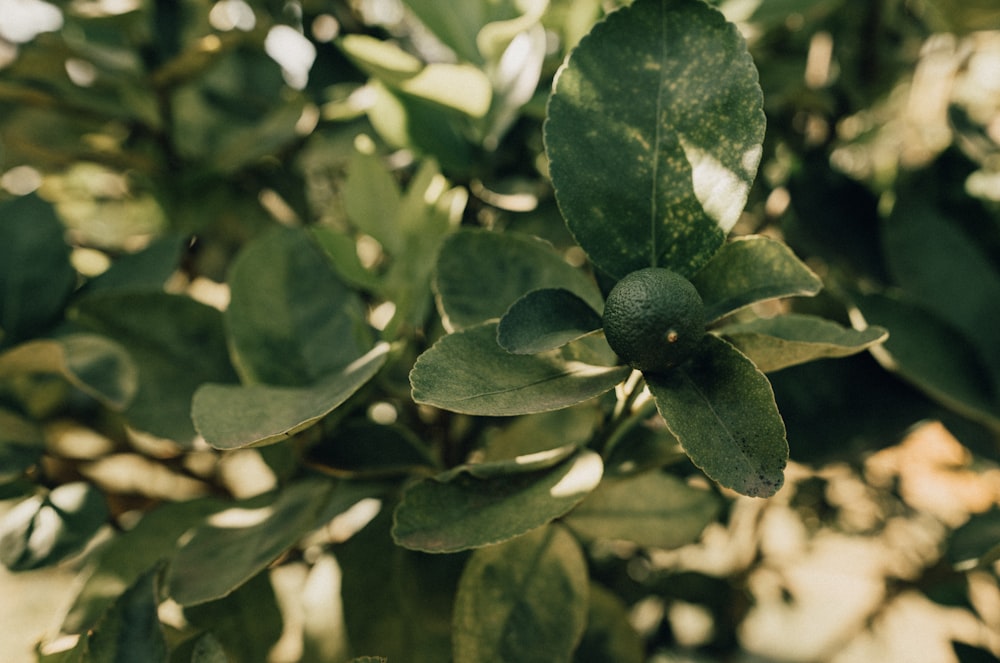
xmin=717 ymin=314 xmax=888 ymax=372
xmin=574 ymin=583 xmax=645 ymax=663
xmin=434 ymin=229 xmax=604 ymax=331
xmin=564 ymin=471 xmax=721 ymax=548
xmin=0 ymin=194 xmax=76 ymax=347
xmin=63 ymin=497 xmax=228 ymax=633
xmin=853 ymin=292 xmax=1000 ymax=430
xmin=339 ymin=509 xmax=461 ymax=663
xmin=453 ymin=524 xmax=589 ymax=663
xmin=193 ymin=342 xmax=389 ymax=450
xmin=410 ymin=322 xmax=629 ymax=416
xmin=188 ymin=634 xmax=228 ymax=663
xmin=184 ymin=571 xmax=283 ymax=663
xmin=691 ymin=236 xmax=823 ymax=322
xmin=167 ymin=479 xmax=369 ymax=605
xmin=73 ymin=292 xmax=238 ymax=445
xmin=0 ymin=334 xmax=138 ymax=410
xmin=392 ymin=449 xmax=603 ymax=552
xmin=0 ymin=482 xmax=108 ymax=571
xmin=87 ymin=566 xmax=168 ymax=663
xmin=946 ymin=508 xmax=1000 ymax=570
xmin=225 ymin=226 xmax=372 ymax=387
xmin=498 ymin=288 xmax=603 ymax=354
xmin=545 ymin=0 xmax=765 ymax=279
xmin=309 ymin=420 xmax=437 ymax=477
xmin=478 ymin=405 xmax=603 ymax=462
xmin=646 ymin=335 xmax=788 ymax=497
xmin=82 ymin=235 xmax=186 ymax=294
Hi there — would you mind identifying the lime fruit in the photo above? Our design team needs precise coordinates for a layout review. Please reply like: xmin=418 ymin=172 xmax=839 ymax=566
xmin=602 ymin=267 xmax=705 ymax=373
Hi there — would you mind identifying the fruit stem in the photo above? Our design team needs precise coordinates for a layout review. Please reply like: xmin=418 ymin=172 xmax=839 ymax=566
xmin=599 ymin=373 xmax=658 ymax=459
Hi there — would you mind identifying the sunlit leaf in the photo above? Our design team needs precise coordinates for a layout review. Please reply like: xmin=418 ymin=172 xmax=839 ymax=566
xmin=646 ymin=335 xmax=788 ymax=497
xmin=497 ymin=288 xmax=602 ymax=354
xmin=410 ymin=322 xmax=628 ymax=416
xmin=718 ymin=314 xmax=887 ymax=372
xmin=691 ymin=236 xmax=822 ymax=322
xmin=392 ymin=449 xmax=603 ymax=552
xmin=545 ymin=0 xmax=765 ymax=279
xmin=453 ymin=524 xmax=588 ymax=663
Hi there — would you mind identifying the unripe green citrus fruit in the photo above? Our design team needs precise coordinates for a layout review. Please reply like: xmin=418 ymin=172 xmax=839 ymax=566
xmin=602 ymin=267 xmax=705 ymax=373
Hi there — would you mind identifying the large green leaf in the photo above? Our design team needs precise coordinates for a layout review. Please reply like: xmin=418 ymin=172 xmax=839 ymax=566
xmin=690 ymin=236 xmax=823 ymax=322
xmin=564 ymin=471 xmax=721 ymax=548
xmin=72 ymin=292 xmax=238 ymax=445
xmin=453 ymin=524 xmax=589 ymax=663
xmin=434 ymin=229 xmax=604 ymax=331
xmin=392 ymin=449 xmax=603 ymax=552
xmin=545 ymin=0 xmax=765 ymax=279
xmin=717 ymin=314 xmax=888 ymax=372
xmin=225 ymin=226 xmax=371 ymax=387
xmin=497 ymin=288 xmax=603 ymax=354
xmin=410 ymin=322 xmax=629 ymax=416
xmin=646 ymin=335 xmax=788 ymax=497
xmin=853 ymin=292 xmax=1000 ymax=429
xmin=192 ymin=342 xmax=390 ymax=450
xmin=0 ymin=194 xmax=76 ymax=347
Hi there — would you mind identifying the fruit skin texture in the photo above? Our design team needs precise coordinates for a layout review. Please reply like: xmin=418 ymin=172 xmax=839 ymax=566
xmin=602 ymin=267 xmax=705 ymax=374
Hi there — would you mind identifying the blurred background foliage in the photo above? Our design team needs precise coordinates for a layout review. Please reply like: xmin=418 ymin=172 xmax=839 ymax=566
xmin=1 ymin=0 xmax=999 ymax=661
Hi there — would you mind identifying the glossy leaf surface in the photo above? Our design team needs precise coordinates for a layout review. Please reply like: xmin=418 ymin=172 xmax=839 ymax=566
xmin=545 ymin=0 xmax=765 ymax=279
xmin=497 ymin=288 xmax=603 ymax=354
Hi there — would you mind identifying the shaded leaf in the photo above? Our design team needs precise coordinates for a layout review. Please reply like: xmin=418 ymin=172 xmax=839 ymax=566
xmin=0 ymin=194 xmax=76 ymax=347
xmin=0 ymin=409 xmax=43 ymax=490
xmin=73 ymin=292 xmax=238 ymax=445
xmin=192 ymin=342 xmax=390 ymax=450
xmin=453 ymin=524 xmax=589 ymax=663
xmin=87 ymin=566 xmax=168 ymax=663
xmin=478 ymin=405 xmax=603 ymax=462
xmin=853 ymin=292 xmax=1000 ymax=429
xmin=184 ymin=571 xmax=283 ymax=663
xmin=189 ymin=634 xmax=228 ymax=663
xmin=82 ymin=235 xmax=186 ymax=294
xmin=691 ymin=236 xmax=823 ymax=322
xmin=545 ymin=0 xmax=764 ymax=279
xmin=392 ymin=449 xmax=603 ymax=552
xmin=410 ymin=322 xmax=629 ymax=416
xmin=310 ymin=226 xmax=381 ymax=293
xmin=309 ymin=420 xmax=438 ymax=477
xmin=0 ymin=482 xmax=108 ymax=571
xmin=0 ymin=334 xmax=138 ymax=410
xmin=434 ymin=229 xmax=603 ymax=331
xmin=574 ymin=583 xmax=645 ymax=663
xmin=947 ymin=508 xmax=1000 ymax=570
xmin=717 ymin=313 xmax=888 ymax=372
xmin=342 ymin=143 xmax=402 ymax=254
xmin=564 ymin=471 xmax=721 ymax=548
xmin=498 ymin=288 xmax=603 ymax=354
xmin=646 ymin=335 xmax=788 ymax=497
xmin=225 ymin=226 xmax=372 ymax=387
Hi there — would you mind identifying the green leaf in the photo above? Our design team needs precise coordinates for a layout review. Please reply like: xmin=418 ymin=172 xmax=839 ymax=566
xmin=545 ymin=0 xmax=765 ymax=279
xmin=72 ymin=292 xmax=238 ymax=445
xmin=0 ymin=482 xmax=109 ymax=571
xmin=0 ymin=194 xmax=76 ymax=347
xmin=478 ymin=405 xmax=603 ymax=462
xmin=497 ymin=288 xmax=603 ymax=354
xmin=309 ymin=226 xmax=381 ymax=293
xmin=339 ymin=509 xmax=462 ymax=663
xmin=646 ymin=335 xmax=788 ymax=497
xmin=402 ymin=0 xmax=488 ymax=62
xmin=564 ymin=471 xmax=721 ymax=548
xmin=0 ymin=334 xmax=138 ymax=410
xmin=184 ymin=571 xmax=283 ymax=663
xmin=453 ymin=524 xmax=589 ymax=663
xmin=342 ymin=142 xmax=402 ymax=254
xmin=392 ymin=449 xmax=603 ymax=552
xmin=690 ymin=236 xmax=823 ymax=322
xmin=225 ymin=226 xmax=372 ymax=386
xmin=309 ymin=420 xmax=437 ymax=477
xmin=574 ymin=583 xmax=645 ymax=663
xmin=82 ymin=235 xmax=186 ymax=294
xmin=188 ymin=634 xmax=228 ymax=663
xmin=717 ymin=314 xmax=888 ymax=372
xmin=0 ymin=409 xmax=43 ymax=490
xmin=86 ymin=566 xmax=168 ymax=663
xmin=853 ymin=292 xmax=1000 ymax=429
xmin=410 ymin=322 xmax=629 ymax=416
xmin=947 ymin=508 xmax=1000 ymax=570
xmin=167 ymin=479 xmax=372 ymax=605
xmin=434 ymin=229 xmax=604 ymax=331
xmin=884 ymin=195 xmax=1000 ymax=378
xmin=62 ymin=497 xmax=228 ymax=633
xmin=193 ymin=342 xmax=389 ymax=450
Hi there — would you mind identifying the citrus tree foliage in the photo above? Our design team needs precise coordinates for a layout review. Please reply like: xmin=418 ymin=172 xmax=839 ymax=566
xmin=1 ymin=0 xmax=998 ymax=662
